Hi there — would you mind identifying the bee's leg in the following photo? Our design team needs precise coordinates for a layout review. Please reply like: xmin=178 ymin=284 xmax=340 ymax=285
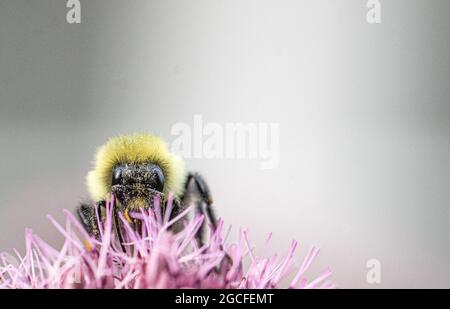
xmin=181 ymin=172 xmax=218 ymax=245
xmin=113 ymin=206 xmax=127 ymax=252
xmin=181 ymin=173 xmax=231 ymax=274
xmin=76 ymin=201 xmax=104 ymax=238
xmin=166 ymin=198 xmax=184 ymax=233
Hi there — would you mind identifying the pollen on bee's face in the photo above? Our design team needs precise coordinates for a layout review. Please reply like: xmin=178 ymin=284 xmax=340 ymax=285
xmin=111 ymin=183 xmax=165 ymax=211
xmin=128 ymin=197 xmax=147 ymax=210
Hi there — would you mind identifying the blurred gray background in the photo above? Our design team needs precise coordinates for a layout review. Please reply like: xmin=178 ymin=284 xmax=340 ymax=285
xmin=0 ymin=0 xmax=449 ymax=288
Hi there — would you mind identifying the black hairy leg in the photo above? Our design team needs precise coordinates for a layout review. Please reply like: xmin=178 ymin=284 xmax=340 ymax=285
xmin=181 ymin=173 xmax=231 ymax=274
xmin=181 ymin=172 xmax=218 ymax=245
xmin=76 ymin=201 xmax=104 ymax=238
xmin=76 ymin=200 xmax=128 ymax=252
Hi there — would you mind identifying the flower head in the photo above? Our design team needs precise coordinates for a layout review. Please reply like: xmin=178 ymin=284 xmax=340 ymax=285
xmin=0 ymin=195 xmax=334 ymax=289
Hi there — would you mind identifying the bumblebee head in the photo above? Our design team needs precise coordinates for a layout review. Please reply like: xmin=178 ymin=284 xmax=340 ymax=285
xmin=86 ymin=133 xmax=185 ymax=211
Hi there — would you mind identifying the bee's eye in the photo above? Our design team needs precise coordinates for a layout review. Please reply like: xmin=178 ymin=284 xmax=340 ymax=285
xmin=112 ymin=167 xmax=123 ymax=186
xmin=153 ymin=167 xmax=165 ymax=192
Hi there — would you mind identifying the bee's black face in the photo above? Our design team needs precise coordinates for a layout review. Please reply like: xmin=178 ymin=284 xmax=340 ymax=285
xmin=111 ymin=163 xmax=165 ymax=210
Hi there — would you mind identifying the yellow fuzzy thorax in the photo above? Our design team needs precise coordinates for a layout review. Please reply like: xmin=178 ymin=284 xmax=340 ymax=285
xmin=86 ymin=133 xmax=185 ymax=202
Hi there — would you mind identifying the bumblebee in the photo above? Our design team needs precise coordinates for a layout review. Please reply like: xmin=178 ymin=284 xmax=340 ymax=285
xmin=77 ymin=133 xmax=217 ymax=245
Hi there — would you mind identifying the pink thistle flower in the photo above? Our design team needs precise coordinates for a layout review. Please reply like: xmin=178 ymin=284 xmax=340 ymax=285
xmin=0 ymin=195 xmax=335 ymax=289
